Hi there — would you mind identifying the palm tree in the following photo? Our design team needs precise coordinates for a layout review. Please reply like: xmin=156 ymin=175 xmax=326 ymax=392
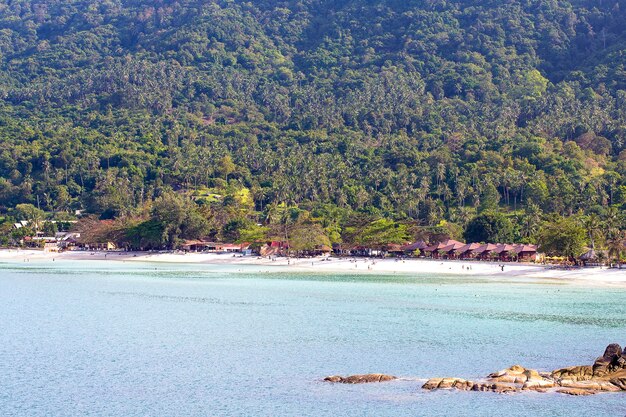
xmin=263 ymin=203 xmax=281 ymax=225
xmin=582 ymin=213 xmax=601 ymax=250
xmin=602 ymin=207 xmax=621 ymax=236
xmin=606 ymin=231 xmax=626 ymax=269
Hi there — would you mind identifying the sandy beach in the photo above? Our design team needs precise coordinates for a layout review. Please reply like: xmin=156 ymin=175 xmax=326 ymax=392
xmin=1 ymin=248 xmax=625 ymax=286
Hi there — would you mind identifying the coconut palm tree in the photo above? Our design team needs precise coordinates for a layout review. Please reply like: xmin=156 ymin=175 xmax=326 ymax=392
xmin=262 ymin=202 xmax=281 ymax=225
xmin=602 ymin=207 xmax=621 ymax=237
xmin=606 ymin=231 xmax=626 ymax=269
xmin=582 ymin=213 xmax=601 ymax=250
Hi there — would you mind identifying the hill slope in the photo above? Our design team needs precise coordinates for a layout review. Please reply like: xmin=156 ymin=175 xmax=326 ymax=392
xmin=0 ymin=0 xmax=625 ymax=240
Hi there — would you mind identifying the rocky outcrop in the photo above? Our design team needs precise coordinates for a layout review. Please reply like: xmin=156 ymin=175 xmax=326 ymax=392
xmin=557 ymin=388 xmax=597 ymax=396
xmin=610 ymin=377 xmax=626 ymax=390
xmin=591 ymin=343 xmax=623 ymax=377
xmin=326 ymin=344 xmax=626 ymax=395
xmin=557 ymin=379 xmax=621 ymax=392
xmin=421 ymin=343 xmax=626 ymax=396
xmin=472 ymin=382 xmax=519 ymax=394
xmin=324 ymin=373 xmax=397 ymax=384
xmin=422 ymin=365 xmax=553 ymax=394
xmin=550 ymin=365 xmax=593 ymax=381
xmin=422 ymin=378 xmax=474 ymax=390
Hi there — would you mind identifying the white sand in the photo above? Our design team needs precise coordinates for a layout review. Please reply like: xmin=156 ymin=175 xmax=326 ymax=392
xmin=1 ymin=249 xmax=625 ymax=286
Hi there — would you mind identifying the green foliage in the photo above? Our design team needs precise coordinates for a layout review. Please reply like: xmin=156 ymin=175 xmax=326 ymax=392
xmin=124 ymin=219 xmax=165 ymax=250
xmin=218 ymin=155 xmax=237 ymax=181
xmin=351 ymin=219 xmax=410 ymax=249
xmin=222 ymin=218 xmax=250 ymax=242
xmin=606 ymin=231 xmax=626 ymax=266
xmin=288 ymin=223 xmax=331 ymax=253
xmin=537 ymin=217 xmax=587 ymax=258
xmin=42 ymin=221 xmax=58 ymax=236
xmin=13 ymin=204 xmax=45 ymax=229
xmin=150 ymin=191 xmax=209 ymax=248
xmin=479 ymin=184 xmax=501 ymax=213
xmin=464 ymin=212 xmax=515 ymax=244
xmin=0 ymin=0 xmax=624 ymax=251
xmin=237 ymin=223 xmax=269 ymax=243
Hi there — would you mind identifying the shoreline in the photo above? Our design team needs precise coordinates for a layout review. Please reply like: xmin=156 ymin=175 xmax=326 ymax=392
xmin=1 ymin=248 xmax=625 ymax=286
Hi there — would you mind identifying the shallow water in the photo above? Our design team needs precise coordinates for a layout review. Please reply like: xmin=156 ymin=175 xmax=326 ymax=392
xmin=1 ymin=260 xmax=625 ymax=416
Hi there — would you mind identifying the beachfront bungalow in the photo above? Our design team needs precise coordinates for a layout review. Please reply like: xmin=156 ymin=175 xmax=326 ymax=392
xmin=332 ymin=243 xmax=348 ymax=256
xmin=222 ymin=243 xmax=249 ymax=253
xmin=182 ymin=240 xmax=222 ymax=252
xmin=472 ymin=243 xmax=498 ymax=260
xmin=424 ymin=239 xmax=464 ymax=259
xmin=86 ymin=242 xmax=117 ymax=251
xmin=317 ymin=245 xmax=333 ymax=255
xmin=346 ymin=245 xmax=373 ymax=257
xmin=513 ymin=244 xmax=538 ymax=262
xmin=352 ymin=245 xmax=369 ymax=256
xmin=456 ymin=242 xmax=481 ymax=259
xmin=440 ymin=241 xmax=466 ymax=259
xmin=401 ymin=241 xmax=428 ymax=257
xmin=306 ymin=244 xmax=333 ymax=256
xmin=55 ymin=232 xmax=81 ymax=250
xmin=579 ymin=249 xmax=607 ymax=266
xmin=493 ymin=244 xmax=516 ymax=261
xmin=384 ymin=243 xmax=405 ymax=257
xmin=259 ymin=241 xmax=289 ymax=256
xmin=181 ymin=240 xmax=201 ymax=251
xmin=43 ymin=241 xmax=60 ymax=252
xmin=182 ymin=241 xmax=253 ymax=253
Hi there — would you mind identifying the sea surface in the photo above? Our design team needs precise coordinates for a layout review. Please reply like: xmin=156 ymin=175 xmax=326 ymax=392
xmin=1 ymin=260 xmax=625 ymax=417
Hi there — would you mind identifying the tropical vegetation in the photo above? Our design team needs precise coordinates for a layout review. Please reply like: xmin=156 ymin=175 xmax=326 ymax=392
xmin=0 ymin=0 xmax=625 ymax=262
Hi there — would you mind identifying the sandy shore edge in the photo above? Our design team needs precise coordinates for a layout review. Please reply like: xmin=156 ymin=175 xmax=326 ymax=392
xmin=1 ymin=248 xmax=625 ymax=285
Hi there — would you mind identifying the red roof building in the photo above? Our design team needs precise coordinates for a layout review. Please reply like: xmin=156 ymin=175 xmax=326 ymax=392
xmin=456 ymin=242 xmax=482 ymax=259
xmin=401 ymin=241 xmax=428 ymax=252
xmin=424 ymin=239 xmax=464 ymax=258
xmin=440 ymin=241 xmax=466 ymax=258
xmin=513 ymin=244 xmax=538 ymax=261
xmin=472 ymin=243 xmax=498 ymax=259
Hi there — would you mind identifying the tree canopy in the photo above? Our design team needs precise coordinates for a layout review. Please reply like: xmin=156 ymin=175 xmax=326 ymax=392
xmin=0 ymin=0 xmax=625 ymax=254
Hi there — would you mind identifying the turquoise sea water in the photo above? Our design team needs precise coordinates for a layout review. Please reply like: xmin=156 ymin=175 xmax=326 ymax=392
xmin=0 ymin=260 xmax=625 ymax=417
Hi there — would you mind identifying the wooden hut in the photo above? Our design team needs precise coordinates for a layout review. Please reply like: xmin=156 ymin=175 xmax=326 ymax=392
xmin=440 ymin=241 xmax=466 ymax=259
xmin=472 ymin=243 xmax=498 ymax=260
xmin=494 ymin=243 xmax=516 ymax=261
xmin=424 ymin=239 xmax=463 ymax=259
xmin=456 ymin=242 xmax=481 ymax=259
xmin=401 ymin=241 xmax=428 ymax=257
xmin=384 ymin=243 xmax=405 ymax=257
xmin=513 ymin=244 xmax=538 ymax=262
xmin=579 ymin=249 xmax=607 ymax=266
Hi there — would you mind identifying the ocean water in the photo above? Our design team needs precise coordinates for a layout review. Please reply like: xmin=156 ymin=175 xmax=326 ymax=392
xmin=0 ymin=260 xmax=625 ymax=417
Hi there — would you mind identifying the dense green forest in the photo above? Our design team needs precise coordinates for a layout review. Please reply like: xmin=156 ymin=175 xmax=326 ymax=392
xmin=0 ymin=0 xmax=625 ymax=253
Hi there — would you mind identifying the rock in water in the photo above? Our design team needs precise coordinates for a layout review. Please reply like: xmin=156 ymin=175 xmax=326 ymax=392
xmin=557 ymin=388 xmax=597 ymax=396
xmin=422 ymin=378 xmax=473 ymax=390
xmin=472 ymin=382 xmax=518 ymax=394
xmin=418 ymin=343 xmax=626 ymax=396
xmin=324 ymin=373 xmax=397 ymax=384
xmin=593 ymin=343 xmax=623 ymax=377
xmin=551 ymin=365 xmax=593 ymax=382
xmin=487 ymin=365 xmax=528 ymax=383
xmin=330 ymin=344 xmax=626 ymax=395
xmin=610 ymin=377 xmax=626 ymax=390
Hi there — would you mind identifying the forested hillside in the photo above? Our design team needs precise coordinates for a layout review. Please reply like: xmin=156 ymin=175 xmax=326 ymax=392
xmin=0 ymin=0 xmax=625 ymax=249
